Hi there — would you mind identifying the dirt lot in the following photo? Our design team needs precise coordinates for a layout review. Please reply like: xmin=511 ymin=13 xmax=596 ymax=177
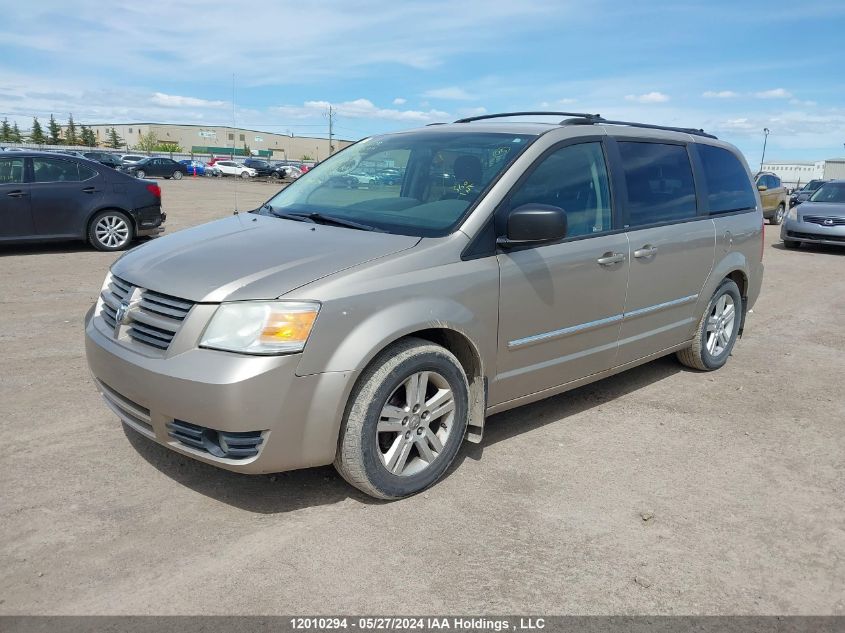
xmin=1 ymin=177 xmax=843 ymax=615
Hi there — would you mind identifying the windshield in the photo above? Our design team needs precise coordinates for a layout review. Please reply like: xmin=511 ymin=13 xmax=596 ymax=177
xmin=262 ymin=131 xmax=535 ymax=236
xmin=802 ymin=180 xmax=823 ymax=191
xmin=809 ymin=182 xmax=845 ymax=203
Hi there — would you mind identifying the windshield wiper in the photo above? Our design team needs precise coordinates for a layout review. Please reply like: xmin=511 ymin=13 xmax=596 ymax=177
xmin=305 ymin=213 xmax=382 ymax=232
xmin=268 ymin=209 xmax=316 ymax=223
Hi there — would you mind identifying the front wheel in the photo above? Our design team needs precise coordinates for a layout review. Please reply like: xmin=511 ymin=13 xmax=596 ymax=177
xmin=172 ymin=170 xmax=183 ymax=180
xmin=89 ymin=210 xmax=134 ymax=251
xmin=240 ymin=171 xmax=250 ymax=179
xmin=783 ymin=239 xmax=800 ymax=249
xmin=677 ymin=279 xmax=742 ymax=371
xmin=770 ymin=203 xmax=785 ymax=225
xmin=335 ymin=338 xmax=469 ymax=500
xmin=135 ymin=170 xmax=146 ymax=179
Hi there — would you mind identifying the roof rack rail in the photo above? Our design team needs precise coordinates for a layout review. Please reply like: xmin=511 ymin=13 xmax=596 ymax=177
xmin=561 ymin=116 xmax=717 ymax=139
xmin=453 ymin=111 xmax=602 ymax=124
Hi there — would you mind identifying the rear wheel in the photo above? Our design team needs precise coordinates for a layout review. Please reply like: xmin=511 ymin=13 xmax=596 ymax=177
xmin=677 ymin=279 xmax=742 ymax=371
xmin=770 ymin=203 xmax=785 ymax=225
xmin=172 ymin=170 xmax=183 ymax=180
xmin=335 ymin=338 xmax=469 ymax=500
xmin=135 ymin=170 xmax=146 ymax=179
xmin=89 ymin=210 xmax=134 ymax=251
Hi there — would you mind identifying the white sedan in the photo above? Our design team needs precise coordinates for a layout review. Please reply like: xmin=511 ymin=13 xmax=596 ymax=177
xmin=215 ymin=161 xmax=257 ymax=179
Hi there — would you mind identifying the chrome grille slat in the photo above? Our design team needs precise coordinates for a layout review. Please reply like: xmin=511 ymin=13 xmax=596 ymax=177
xmin=98 ymin=275 xmax=195 ymax=352
xmin=802 ymin=215 xmax=845 ymax=226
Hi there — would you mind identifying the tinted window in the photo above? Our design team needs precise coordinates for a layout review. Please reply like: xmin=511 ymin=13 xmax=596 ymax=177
xmin=0 ymin=158 xmax=24 ymax=184
xmin=78 ymin=164 xmax=97 ymax=180
xmin=697 ymin=144 xmax=756 ymax=213
xmin=619 ymin=142 xmax=697 ymax=227
xmin=507 ymin=142 xmax=612 ymax=238
xmin=32 ymin=158 xmax=81 ymax=183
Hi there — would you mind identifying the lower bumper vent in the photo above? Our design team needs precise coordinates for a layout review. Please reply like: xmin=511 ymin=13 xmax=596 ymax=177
xmin=166 ymin=420 xmax=263 ymax=459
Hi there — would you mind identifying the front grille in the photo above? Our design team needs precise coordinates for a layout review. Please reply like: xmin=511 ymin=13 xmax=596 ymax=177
xmin=166 ymin=420 xmax=264 ymax=460
xmin=100 ymin=275 xmax=194 ymax=351
xmin=802 ymin=215 xmax=845 ymax=226
xmin=788 ymin=231 xmax=845 ymax=243
xmin=97 ymin=379 xmax=154 ymax=436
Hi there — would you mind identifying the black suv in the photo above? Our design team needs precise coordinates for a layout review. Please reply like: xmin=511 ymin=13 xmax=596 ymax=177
xmin=243 ymin=158 xmax=286 ymax=179
xmin=0 ymin=151 xmax=165 ymax=251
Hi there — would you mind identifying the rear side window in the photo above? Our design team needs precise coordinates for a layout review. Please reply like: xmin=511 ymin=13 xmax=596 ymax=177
xmin=32 ymin=158 xmax=81 ymax=183
xmin=697 ymin=145 xmax=756 ymax=213
xmin=618 ymin=142 xmax=697 ymax=227
xmin=0 ymin=158 xmax=24 ymax=184
xmin=78 ymin=164 xmax=97 ymax=180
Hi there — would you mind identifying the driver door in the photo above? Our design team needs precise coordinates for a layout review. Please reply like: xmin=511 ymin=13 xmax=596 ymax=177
xmin=491 ymin=140 xmax=629 ymax=406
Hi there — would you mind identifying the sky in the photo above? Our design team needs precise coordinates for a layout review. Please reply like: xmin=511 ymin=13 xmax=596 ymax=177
xmin=1 ymin=0 xmax=844 ymax=163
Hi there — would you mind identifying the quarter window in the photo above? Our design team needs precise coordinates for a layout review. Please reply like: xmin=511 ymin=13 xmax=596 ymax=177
xmin=32 ymin=158 xmax=81 ymax=183
xmin=0 ymin=158 xmax=24 ymax=184
xmin=618 ymin=142 xmax=697 ymax=227
xmin=697 ymin=144 xmax=756 ymax=213
xmin=506 ymin=142 xmax=612 ymax=238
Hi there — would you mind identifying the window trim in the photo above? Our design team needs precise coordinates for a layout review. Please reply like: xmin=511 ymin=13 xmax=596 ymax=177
xmin=606 ymin=136 xmax=705 ymax=231
xmin=490 ymin=135 xmax=619 ymax=251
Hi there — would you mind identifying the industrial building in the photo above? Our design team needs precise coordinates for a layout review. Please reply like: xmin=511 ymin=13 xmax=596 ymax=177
xmin=761 ymin=158 xmax=845 ymax=188
xmin=79 ymin=123 xmax=353 ymax=161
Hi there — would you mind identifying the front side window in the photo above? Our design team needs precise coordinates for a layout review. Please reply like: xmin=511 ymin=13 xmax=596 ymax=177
xmin=32 ymin=158 xmax=81 ymax=183
xmin=505 ymin=142 xmax=612 ymax=238
xmin=263 ymin=132 xmax=535 ymax=237
xmin=697 ymin=144 xmax=756 ymax=213
xmin=0 ymin=158 xmax=24 ymax=184
xmin=618 ymin=141 xmax=697 ymax=227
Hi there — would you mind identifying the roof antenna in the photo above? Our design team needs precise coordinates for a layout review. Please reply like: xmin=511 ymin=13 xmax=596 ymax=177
xmin=232 ymin=73 xmax=239 ymax=215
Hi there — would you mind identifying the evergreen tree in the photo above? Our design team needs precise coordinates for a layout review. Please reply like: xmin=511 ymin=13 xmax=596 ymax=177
xmin=80 ymin=125 xmax=96 ymax=147
xmin=106 ymin=127 xmax=124 ymax=149
xmin=65 ymin=113 xmax=77 ymax=146
xmin=48 ymin=114 xmax=62 ymax=144
xmin=30 ymin=117 xmax=46 ymax=144
xmin=0 ymin=118 xmax=10 ymax=142
xmin=11 ymin=122 xmax=22 ymax=143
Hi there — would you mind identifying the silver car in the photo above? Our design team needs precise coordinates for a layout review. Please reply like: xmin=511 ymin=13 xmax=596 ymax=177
xmin=781 ymin=180 xmax=845 ymax=249
xmin=84 ymin=112 xmax=765 ymax=499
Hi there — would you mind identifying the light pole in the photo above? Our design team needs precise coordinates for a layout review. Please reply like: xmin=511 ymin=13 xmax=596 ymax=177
xmin=760 ymin=127 xmax=770 ymax=172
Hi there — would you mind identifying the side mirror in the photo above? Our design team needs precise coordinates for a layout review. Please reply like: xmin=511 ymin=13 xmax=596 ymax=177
xmin=757 ymin=184 xmax=768 ymax=192
xmin=497 ymin=204 xmax=568 ymax=248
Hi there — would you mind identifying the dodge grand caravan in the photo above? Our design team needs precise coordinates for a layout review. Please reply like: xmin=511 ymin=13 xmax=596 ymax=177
xmin=85 ymin=112 xmax=764 ymax=499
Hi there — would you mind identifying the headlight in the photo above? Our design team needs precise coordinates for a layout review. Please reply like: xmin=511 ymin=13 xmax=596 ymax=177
xmin=95 ymin=270 xmax=113 ymax=314
xmin=200 ymin=301 xmax=320 ymax=355
xmin=787 ymin=206 xmax=798 ymax=220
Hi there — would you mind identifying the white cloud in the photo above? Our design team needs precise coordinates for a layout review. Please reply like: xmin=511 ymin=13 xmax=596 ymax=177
xmin=789 ymin=98 xmax=817 ymax=107
xmin=557 ymin=98 xmax=577 ymax=105
xmin=457 ymin=106 xmax=487 ymax=118
xmin=150 ymin=92 xmax=227 ymax=109
xmin=423 ymin=87 xmax=475 ymax=100
xmin=392 ymin=97 xmax=406 ymax=105
xmin=754 ymin=88 xmax=792 ymax=99
xmin=276 ymin=99 xmax=449 ymax=124
xmin=624 ymin=92 xmax=670 ymax=104
xmin=702 ymin=90 xmax=738 ymax=98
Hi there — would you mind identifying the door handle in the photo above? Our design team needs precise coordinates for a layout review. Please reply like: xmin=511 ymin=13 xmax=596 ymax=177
xmin=597 ymin=252 xmax=626 ymax=266
xmin=81 ymin=187 xmax=98 ymax=194
xmin=633 ymin=244 xmax=658 ymax=259
xmin=6 ymin=190 xmax=28 ymax=198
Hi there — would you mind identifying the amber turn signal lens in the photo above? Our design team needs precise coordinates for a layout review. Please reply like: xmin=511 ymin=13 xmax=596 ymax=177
xmin=260 ymin=310 xmax=318 ymax=342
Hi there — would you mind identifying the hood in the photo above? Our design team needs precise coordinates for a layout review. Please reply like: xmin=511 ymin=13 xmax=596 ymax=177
xmin=797 ymin=201 xmax=845 ymax=217
xmin=112 ymin=214 xmax=420 ymax=302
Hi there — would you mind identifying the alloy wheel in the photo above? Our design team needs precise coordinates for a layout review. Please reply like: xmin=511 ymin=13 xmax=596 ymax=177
xmin=705 ymin=294 xmax=736 ymax=357
xmin=95 ymin=215 xmax=130 ymax=249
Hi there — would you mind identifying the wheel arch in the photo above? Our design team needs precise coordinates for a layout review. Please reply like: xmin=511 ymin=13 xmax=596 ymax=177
xmin=86 ymin=205 xmax=138 ymax=235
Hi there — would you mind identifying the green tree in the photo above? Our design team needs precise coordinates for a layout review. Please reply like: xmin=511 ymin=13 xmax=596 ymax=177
xmin=80 ymin=125 xmax=96 ymax=147
xmin=243 ymin=143 xmax=251 ymax=156
xmin=300 ymin=154 xmax=314 ymax=161
xmin=11 ymin=122 xmax=22 ymax=143
xmin=65 ymin=113 xmax=77 ymax=146
xmin=135 ymin=130 xmax=158 ymax=152
xmin=48 ymin=114 xmax=62 ymax=145
xmin=106 ymin=127 xmax=124 ymax=149
xmin=0 ymin=118 xmax=10 ymax=142
xmin=154 ymin=141 xmax=182 ymax=153
xmin=30 ymin=117 xmax=46 ymax=144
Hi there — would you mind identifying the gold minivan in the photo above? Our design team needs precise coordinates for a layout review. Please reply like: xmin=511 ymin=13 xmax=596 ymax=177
xmin=85 ymin=112 xmax=765 ymax=499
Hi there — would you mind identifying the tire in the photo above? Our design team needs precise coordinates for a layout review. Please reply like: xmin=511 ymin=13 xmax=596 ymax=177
xmin=88 ymin=210 xmax=134 ymax=252
xmin=677 ymin=279 xmax=742 ymax=371
xmin=240 ymin=171 xmax=250 ymax=179
xmin=172 ymin=170 xmax=183 ymax=180
xmin=135 ymin=170 xmax=146 ymax=179
xmin=334 ymin=338 xmax=470 ymax=500
xmin=783 ymin=239 xmax=800 ymax=249
xmin=770 ymin=203 xmax=785 ymax=225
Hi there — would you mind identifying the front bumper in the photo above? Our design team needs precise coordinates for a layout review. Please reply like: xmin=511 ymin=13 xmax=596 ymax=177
xmin=781 ymin=216 xmax=845 ymax=246
xmin=84 ymin=306 xmax=356 ymax=474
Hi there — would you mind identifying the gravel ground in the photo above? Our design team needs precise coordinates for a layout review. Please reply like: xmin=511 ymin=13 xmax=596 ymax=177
xmin=1 ymin=177 xmax=843 ymax=615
